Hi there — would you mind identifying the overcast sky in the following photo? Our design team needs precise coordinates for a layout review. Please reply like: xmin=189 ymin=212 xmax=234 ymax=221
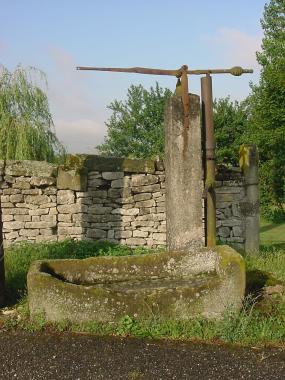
xmin=0 ymin=0 xmax=267 ymax=153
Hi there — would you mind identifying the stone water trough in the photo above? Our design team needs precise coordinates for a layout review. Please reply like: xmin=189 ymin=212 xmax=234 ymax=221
xmin=27 ymin=246 xmax=245 ymax=322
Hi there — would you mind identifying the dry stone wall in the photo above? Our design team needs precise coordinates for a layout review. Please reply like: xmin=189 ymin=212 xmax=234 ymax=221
xmin=0 ymin=156 xmax=247 ymax=251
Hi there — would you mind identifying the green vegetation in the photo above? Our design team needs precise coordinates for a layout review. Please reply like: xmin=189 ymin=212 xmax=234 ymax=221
xmin=5 ymin=239 xmax=152 ymax=303
xmin=0 ymin=65 xmax=65 ymax=162
xmin=260 ymin=217 xmax=285 ymax=249
xmin=245 ymin=0 xmax=285 ymax=221
xmin=97 ymin=83 xmax=172 ymax=159
xmin=213 ymin=97 xmax=248 ymax=166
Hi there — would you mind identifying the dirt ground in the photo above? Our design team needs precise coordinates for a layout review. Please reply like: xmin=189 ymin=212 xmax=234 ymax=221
xmin=1 ymin=331 xmax=285 ymax=379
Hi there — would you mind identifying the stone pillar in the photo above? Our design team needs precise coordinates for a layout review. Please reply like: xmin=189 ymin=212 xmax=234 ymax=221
xmin=240 ymin=144 xmax=260 ymax=254
xmin=165 ymin=94 xmax=204 ymax=251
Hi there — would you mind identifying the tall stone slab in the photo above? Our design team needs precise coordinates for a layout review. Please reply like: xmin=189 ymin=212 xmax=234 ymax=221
xmin=165 ymin=94 xmax=204 ymax=251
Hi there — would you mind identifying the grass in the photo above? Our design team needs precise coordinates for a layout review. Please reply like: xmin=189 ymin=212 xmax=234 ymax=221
xmin=2 ymin=219 xmax=285 ymax=346
xmin=5 ymin=239 xmax=155 ymax=304
xmin=260 ymin=217 xmax=285 ymax=250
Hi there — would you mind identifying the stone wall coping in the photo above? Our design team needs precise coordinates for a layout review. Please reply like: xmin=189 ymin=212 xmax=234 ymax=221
xmin=3 ymin=160 xmax=58 ymax=178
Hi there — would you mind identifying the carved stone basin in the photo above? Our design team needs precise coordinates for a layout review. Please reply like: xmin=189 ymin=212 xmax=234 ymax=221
xmin=27 ymin=245 xmax=245 ymax=323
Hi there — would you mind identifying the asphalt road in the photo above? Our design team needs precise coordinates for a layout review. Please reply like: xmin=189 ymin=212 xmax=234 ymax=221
xmin=1 ymin=331 xmax=285 ymax=379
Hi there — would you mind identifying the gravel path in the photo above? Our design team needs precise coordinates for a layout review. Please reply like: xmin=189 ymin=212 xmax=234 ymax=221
xmin=1 ymin=331 xmax=285 ymax=379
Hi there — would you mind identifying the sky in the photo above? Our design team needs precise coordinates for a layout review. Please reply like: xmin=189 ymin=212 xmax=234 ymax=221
xmin=0 ymin=0 xmax=267 ymax=153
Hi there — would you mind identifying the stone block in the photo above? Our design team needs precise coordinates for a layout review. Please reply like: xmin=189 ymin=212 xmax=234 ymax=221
xmin=14 ymin=215 xmax=32 ymax=222
xmin=4 ymin=221 xmax=25 ymax=230
xmin=153 ymin=213 xmax=166 ymax=221
xmin=57 ymin=204 xmax=82 ymax=214
xmin=3 ymin=189 xmax=21 ymax=195
xmin=10 ymin=194 xmax=24 ymax=203
xmin=218 ymin=227 xmax=231 ymax=238
xmin=20 ymin=229 xmax=40 ymax=237
xmin=25 ymin=221 xmax=57 ymax=229
xmin=57 ymin=190 xmax=75 ymax=205
xmin=30 ymin=177 xmax=56 ymax=187
xmin=152 ymin=233 xmax=166 ymax=242
xmin=58 ymin=227 xmax=84 ymax=235
xmin=111 ymin=178 xmax=130 ymax=188
xmin=125 ymin=237 xmax=146 ymax=246
xmin=86 ymin=229 xmax=107 ymax=239
xmin=89 ymin=205 xmax=112 ymax=215
xmin=5 ymin=231 xmax=19 ymax=239
xmin=5 ymin=160 xmax=57 ymax=177
xmin=131 ymin=174 xmax=158 ymax=187
xmin=25 ymin=195 xmax=50 ymax=205
xmin=133 ymin=230 xmax=148 ymax=238
xmin=58 ymin=214 xmax=71 ymax=222
xmin=29 ymin=209 xmax=49 ymax=216
xmin=40 ymin=215 xmax=57 ymax=223
xmin=1 ymin=202 xmax=14 ymax=208
xmin=132 ymin=184 xmax=161 ymax=193
xmin=85 ymin=155 xmax=155 ymax=174
xmin=115 ymin=230 xmax=132 ymax=239
xmin=107 ymin=230 xmax=115 ymax=239
xmin=111 ymin=208 xmax=139 ymax=216
xmin=22 ymin=189 xmax=42 ymax=195
xmin=135 ymin=199 xmax=155 ymax=208
xmin=2 ymin=208 xmax=28 ymax=215
xmin=57 ymin=166 xmax=87 ymax=191
xmin=12 ymin=181 xmax=31 ymax=190
xmin=2 ymin=215 xmax=13 ymax=222
xmin=102 ymin=172 xmax=124 ymax=180
xmin=133 ymin=193 xmax=152 ymax=202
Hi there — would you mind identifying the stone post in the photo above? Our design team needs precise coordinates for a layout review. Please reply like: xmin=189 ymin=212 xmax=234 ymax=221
xmin=240 ymin=144 xmax=260 ymax=254
xmin=165 ymin=94 xmax=204 ymax=251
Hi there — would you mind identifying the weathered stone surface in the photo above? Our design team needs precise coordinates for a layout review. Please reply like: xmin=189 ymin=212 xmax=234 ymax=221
xmin=135 ymin=199 xmax=155 ymax=208
xmin=4 ymin=221 xmax=25 ymax=230
xmin=57 ymin=167 xmax=87 ymax=192
xmin=5 ymin=160 xmax=57 ymax=177
xmin=133 ymin=193 xmax=152 ymax=202
xmin=131 ymin=174 xmax=158 ymax=187
xmin=30 ymin=177 xmax=56 ymax=187
xmin=165 ymin=94 xmax=203 ymax=250
xmin=111 ymin=178 xmax=130 ymax=188
xmin=115 ymin=230 xmax=132 ymax=239
xmin=132 ymin=184 xmax=161 ymax=193
xmin=10 ymin=194 xmax=24 ymax=203
xmin=86 ymin=229 xmax=107 ymax=239
xmin=20 ymin=229 xmax=40 ymax=237
xmin=25 ymin=195 xmax=50 ymax=205
xmin=85 ymin=155 xmax=155 ymax=174
xmin=57 ymin=190 xmax=75 ymax=205
xmin=57 ymin=204 xmax=82 ymax=214
xmin=133 ymin=230 xmax=148 ymax=238
xmin=102 ymin=172 xmax=124 ymax=180
xmin=27 ymin=246 xmax=245 ymax=323
xmin=111 ymin=208 xmax=139 ymax=216
xmin=58 ymin=227 xmax=84 ymax=235
xmin=25 ymin=221 xmax=57 ymax=229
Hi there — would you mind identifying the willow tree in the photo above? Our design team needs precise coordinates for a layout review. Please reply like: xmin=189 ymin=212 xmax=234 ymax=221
xmin=0 ymin=65 xmax=65 ymax=162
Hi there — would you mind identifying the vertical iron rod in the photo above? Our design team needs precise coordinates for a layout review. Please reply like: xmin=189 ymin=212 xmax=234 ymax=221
xmin=201 ymin=75 xmax=216 ymax=248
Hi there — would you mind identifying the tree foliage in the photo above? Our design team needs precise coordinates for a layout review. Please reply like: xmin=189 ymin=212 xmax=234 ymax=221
xmin=97 ymin=83 xmax=172 ymax=159
xmin=213 ymin=97 xmax=249 ymax=166
xmin=246 ymin=0 xmax=285 ymax=220
xmin=0 ymin=65 xmax=65 ymax=162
